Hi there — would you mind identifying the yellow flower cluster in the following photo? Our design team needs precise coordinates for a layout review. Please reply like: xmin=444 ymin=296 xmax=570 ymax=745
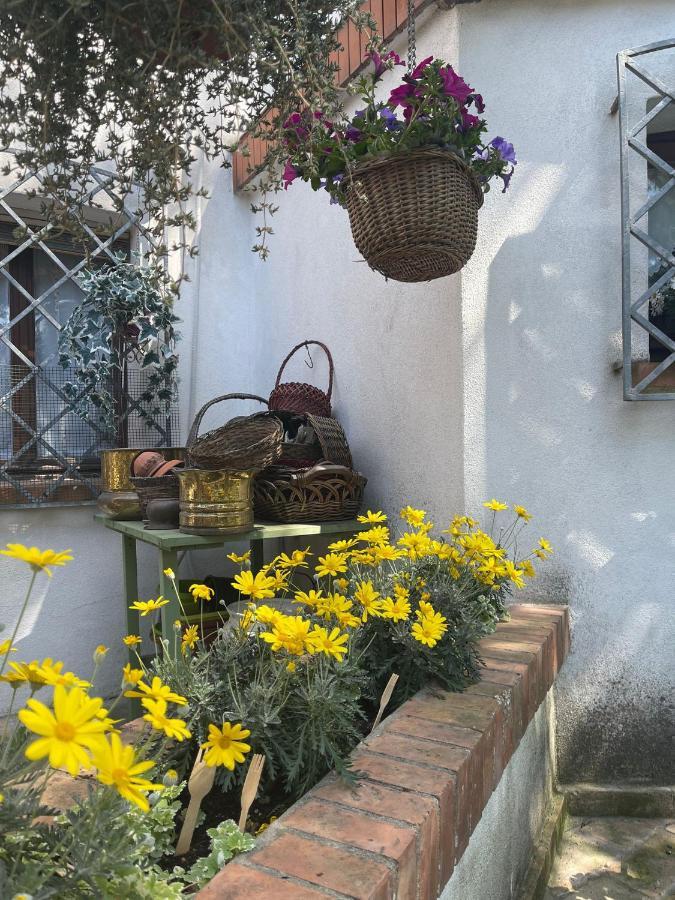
xmin=411 ymin=601 xmax=448 ymax=648
xmin=255 ymin=605 xmax=350 ymax=661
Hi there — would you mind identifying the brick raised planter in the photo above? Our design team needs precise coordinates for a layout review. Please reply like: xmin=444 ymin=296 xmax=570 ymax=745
xmin=199 ymin=604 xmax=569 ymax=899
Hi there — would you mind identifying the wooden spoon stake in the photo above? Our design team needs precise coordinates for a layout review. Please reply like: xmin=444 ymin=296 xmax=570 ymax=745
xmin=239 ymin=754 xmax=265 ymax=833
xmin=175 ymin=749 xmax=216 ymax=856
xmin=371 ymin=673 xmax=399 ymax=733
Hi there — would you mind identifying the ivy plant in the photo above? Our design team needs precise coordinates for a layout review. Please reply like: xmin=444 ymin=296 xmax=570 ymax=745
xmin=0 ymin=0 xmax=370 ymax=267
xmin=58 ymin=258 xmax=179 ymax=434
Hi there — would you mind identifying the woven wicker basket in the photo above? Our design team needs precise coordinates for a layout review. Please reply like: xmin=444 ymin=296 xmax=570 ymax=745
xmin=254 ymin=463 xmax=366 ymax=523
xmin=131 ymin=474 xmax=180 ymax=518
xmin=345 ymin=148 xmax=484 ymax=283
xmin=269 ymin=341 xmax=334 ymax=417
xmin=186 ymin=393 xmax=283 ymax=472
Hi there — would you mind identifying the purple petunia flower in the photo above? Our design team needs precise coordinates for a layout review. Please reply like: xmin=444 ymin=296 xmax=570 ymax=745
xmin=379 ymin=107 xmax=401 ymax=130
xmin=411 ymin=55 xmax=434 ymax=79
xmin=460 ymin=108 xmax=480 ymax=131
xmin=472 ymin=93 xmax=485 ymax=113
xmin=345 ymin=126 xmax=362 ymax=142
xmin=439 ymin=66 xmax=473 ymax=104
xmin=282 ymin=160 xmax=299 ymax=190
xmin=388 ymin=81 xmax=418 ymax=109
xmin=370 ymin=50 xmax=405 ymax=79
xmin=490 ymin=136 xmax=517 ymax=165
xmin=499 ymin=167 xmax=514 ymax=192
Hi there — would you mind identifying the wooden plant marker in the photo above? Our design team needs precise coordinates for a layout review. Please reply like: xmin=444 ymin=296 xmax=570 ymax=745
xmin=370 ymin=673 xmax=399 ymax=733
xmin=238 ymin=754 xmax=265 ymax=833
xmin=175 ymin=748 xmax=216 ymax=856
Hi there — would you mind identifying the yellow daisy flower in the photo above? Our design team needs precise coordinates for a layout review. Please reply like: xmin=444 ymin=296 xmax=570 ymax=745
xmin=359 ymin=525 xmax=390 ymax=546
xmin=129 ymin=598 xmax=169 ymax=616
xmin=275 ymin=548 xmax=312 ymax=569
xmin=513 ymin=505 xmax=532 ymax=521
xmin=189 ymin=583 xmax=215 ymax=603
xmin=1 ymin=660 xmax=50 ymax=689
xmin=181 ymin=624 xmax=200 ymax=655
xmin=125 ymin=676 xmax=187 ymax=706
xmin=400 ymin=506 xmax=427 ymax=527
xmin=18 ymin=684 xmax=109 ymax=775
xmin=0 ymin=543 xmax=73 ymax=576
xmin=315 ymin=553 xmax=348 ymax=579
xmin=231 ymin=570 xmax=276 ymax=601
xmin=141 ymin=698 xmax=191 ymax=741
xmin=260 ymin=616 xmax=312 ymax=656
xmin=123 ymin=635 xmax=142 ymax=647
xmin=226 ymin=551 xmax=251 ymax=565
xmin=381 ymin=596 xmax=411 ymax=622
xmin=327 ymin=538 xmax=360 ymax=552
xmin=538 ymin=538 xmax=553 ymax=555
xmin=93 ymin=645 xmax=108 ymax=662
xmin=411 ymin=615 xmax=447 ymax=648
xmin=162 ymin=567 xmax=175 ymax=578
xmin=307 ymin=625 xmax=349 ymax=661
xmin=292 ymin=589 xmax=323 ymax=609
xmin=483 ymin=499 xmax=508 ymax=512
xmin=357 ymin=510 xmax=387 ymax=524
xmin=121 ymin=664 xmax=143 ymax=688
xmin=0 ymin=639 xmax=16 ymax=656
xmin=201 ymin=722 xmax=251 ymax=770
xmin=91 ymin=733 xmax=163 ymax=812
xmin=353 ymin=580 xmax=383 ymax=621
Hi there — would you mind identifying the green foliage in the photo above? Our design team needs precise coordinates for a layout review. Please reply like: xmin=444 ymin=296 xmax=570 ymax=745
xmin=184 ymin=820 xmax=255 ymax=885
xmin=58 ymin=257 xmax=179 ymax=431
xmin=0 ymin=0 xmax=366 ymax=264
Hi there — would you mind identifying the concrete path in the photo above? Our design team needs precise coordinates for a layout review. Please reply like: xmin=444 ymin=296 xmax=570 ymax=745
xmin=545 ymin=816 xmax=674 ymax=899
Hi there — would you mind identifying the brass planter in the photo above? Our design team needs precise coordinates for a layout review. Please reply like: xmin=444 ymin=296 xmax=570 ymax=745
xmin=98 ymin=448 xmax=186 ymax=520
xmin=177 ymin=468 xmax=254 ymax=535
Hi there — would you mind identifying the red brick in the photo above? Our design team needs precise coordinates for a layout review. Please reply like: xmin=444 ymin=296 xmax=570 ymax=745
xmin=495 ymin=621 xmax=557 ymax=677
xmin=402 ymin=690 xmax=498 ymax=733
xmin=197 ymin=860 xmax=328 ymax=899
xmin=251 ymin=831 xmax=393 ymax=899
xmin=465 ymin=680 xmax=516 ymax=783
xmin=480 ymin=656 xmax=532 ymax=741
xmin=509 ymin=604 xmax=570 ymax=660
xmin=478 ymin=640 xmax=543 ymax=716
xmin=284 ymin=799 xmax=417 ymax=898
xmin=313 ymin=776 xmax=440 ymax=898
xmin=388 ymin=714 xmax=483 ymax=752
xmin=351 ymin=749 xmax=456 ymax=885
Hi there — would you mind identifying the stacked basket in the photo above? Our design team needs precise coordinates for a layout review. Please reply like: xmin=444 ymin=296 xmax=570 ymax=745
xmin=254 ymin=342 xmax=367 ymax=523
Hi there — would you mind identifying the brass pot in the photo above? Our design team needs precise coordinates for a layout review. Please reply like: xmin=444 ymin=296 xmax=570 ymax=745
xmin=98 ymin=447 xmax=186 ymax=520
xmin=177 ymin=468 xmax=254 ymax=535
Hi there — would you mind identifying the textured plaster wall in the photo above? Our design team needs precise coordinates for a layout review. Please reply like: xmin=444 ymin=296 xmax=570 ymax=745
xmin=440 ymin=693 xmax=555 ymax=900
xmin=185 ymin=0 xmax=675 ymax=783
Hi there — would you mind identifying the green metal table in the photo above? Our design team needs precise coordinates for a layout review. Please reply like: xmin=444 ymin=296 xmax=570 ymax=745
xmin=96 ymin=515 xmax=363 ymax=662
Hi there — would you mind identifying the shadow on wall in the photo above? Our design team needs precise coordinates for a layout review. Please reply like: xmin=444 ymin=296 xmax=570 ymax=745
xmin=481 ymin=177 xmax=675 ymax=784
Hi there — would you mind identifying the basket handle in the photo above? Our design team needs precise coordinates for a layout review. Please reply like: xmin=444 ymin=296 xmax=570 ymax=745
xmin=289 ymin=463 xmax=354 ymax=485
xmin=274 ymin=341 xmax=334 ymax=401
xmin=187 ymin=393 xmax=269 ymax=449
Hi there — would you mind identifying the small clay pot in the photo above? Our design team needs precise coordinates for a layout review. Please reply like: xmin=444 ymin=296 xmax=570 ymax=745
xmin=144 ymin=498 xmax=180 ymax=530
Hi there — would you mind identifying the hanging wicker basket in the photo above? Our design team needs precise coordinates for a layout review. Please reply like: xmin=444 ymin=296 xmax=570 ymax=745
xmin=186 ymin=393 xmax=283 ymax=472
xmin=345 ymin=148 xmax=484 ymax=283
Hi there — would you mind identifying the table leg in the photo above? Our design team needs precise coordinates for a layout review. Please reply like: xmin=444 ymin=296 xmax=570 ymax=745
xmin=121 ymin=535 xmax=142 ymax=719
xmin=159 ymin=548 xmax=181 ymax=655
xmin=250 ymin=539 xmax=264 ymax=574
xmin=122 ymin=535 xmax=140 ymax=666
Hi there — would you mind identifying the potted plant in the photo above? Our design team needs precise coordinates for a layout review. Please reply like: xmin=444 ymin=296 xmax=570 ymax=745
xmin=58 ymin=257 xmax=179 ymax=443
xmin=282 ymin=53 xmax=516 ymax=282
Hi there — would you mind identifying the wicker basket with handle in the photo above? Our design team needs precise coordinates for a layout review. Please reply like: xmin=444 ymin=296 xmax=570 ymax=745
xmin=345 ymin=148 xmax=484 ymax=283
xmin=254 ymin=463 xmax=366 ymax=523
xmin=186 ymin=393 xmax=283 ymax=471
xmin=269 ymin=340 xmax=334 ymax=417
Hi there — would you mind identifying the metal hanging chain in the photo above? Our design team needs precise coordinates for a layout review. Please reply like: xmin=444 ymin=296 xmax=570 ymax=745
xmin=407 ymin=0 xmax=416 ymax=73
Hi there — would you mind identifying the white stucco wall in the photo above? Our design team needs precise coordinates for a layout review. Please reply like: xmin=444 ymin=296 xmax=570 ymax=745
xmin=183 ymin=0 xmax=675 ymax=782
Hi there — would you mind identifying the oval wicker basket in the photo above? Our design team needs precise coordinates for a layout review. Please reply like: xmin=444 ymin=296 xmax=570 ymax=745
xmin=186 ymin=393 xmax=283 ymax=472
xmin=254 ymin=463 xmax=366 ymax=523
xmin=130 ymin=474 xmax=180 ymax=519
xmin=345 ymin=148 xmax=484 ymax=283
